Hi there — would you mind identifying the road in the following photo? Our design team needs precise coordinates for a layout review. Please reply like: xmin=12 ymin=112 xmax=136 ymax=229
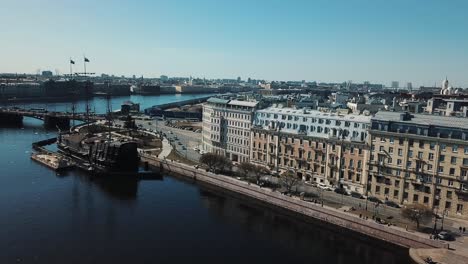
xmin=135 ymin=119 xmax=202 ymax=162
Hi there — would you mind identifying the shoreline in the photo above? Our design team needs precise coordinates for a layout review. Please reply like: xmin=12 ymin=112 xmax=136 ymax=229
xmin=141 ymin=154 xmax=447 ymax=250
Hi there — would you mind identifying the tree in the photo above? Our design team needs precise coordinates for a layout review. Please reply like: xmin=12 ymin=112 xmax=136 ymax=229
xmin=401 ymin=203 xmax=433 ymax=229
xmin=237 ymin=162 xmax=270 ymax=183
xmin=279 ymin=171 xmax=300 ymax=193
xmin=199 ymin=153 xmax=232 ymax=173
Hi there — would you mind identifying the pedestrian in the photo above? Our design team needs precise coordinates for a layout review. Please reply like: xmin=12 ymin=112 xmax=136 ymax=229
xmin=463 ymin=227 xmax=466 ymax=233
xmin=460 ymin=226 xmax=463 ymax=233
xmin=405 ymin=225 xmax=408 ymax=231
xmin=359 ymin=214 xmax=362 ymax=218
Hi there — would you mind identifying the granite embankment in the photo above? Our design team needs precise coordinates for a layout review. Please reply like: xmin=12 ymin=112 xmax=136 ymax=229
xmin=141 ymin=154 xmax=446 ymax=250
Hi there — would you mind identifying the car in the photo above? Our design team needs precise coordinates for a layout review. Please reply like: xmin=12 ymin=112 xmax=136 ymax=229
xmin=350 ymin=192 xmax=365 ymax=199
xmin=437 ymin=231 xmax=455 ymax=241
xmin=384 ymin=200 xmax=401 ymax=208
xmin=178 ymin=142 xmax=182 ymax=145
xmin=367 ymin=196 xmax=383 ymax=204
xmin=199 ymin=150 xmax=205 ymax=155
xmin=334 ymin=188 xmax=350 ymax=195
xmin=193 ymin=147 xmax=200 ymax=152
xmin=169 ymin=131 xmax=173 ymax=134
xmin=182 ymin=146 xmax=186 ymax=150
xmin=318 ymin=183 xmax=333 ymax=191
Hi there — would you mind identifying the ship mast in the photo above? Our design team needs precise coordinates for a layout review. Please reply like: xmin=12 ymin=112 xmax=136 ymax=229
xmin=106 ymin=82 xmax=112 ymax=142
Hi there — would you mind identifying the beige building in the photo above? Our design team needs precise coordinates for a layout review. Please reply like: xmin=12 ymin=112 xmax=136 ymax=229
xmin=369 ymin=112 xmax=468 ymax=219
xmin=251 ymin=107 xmax=371 ymax=194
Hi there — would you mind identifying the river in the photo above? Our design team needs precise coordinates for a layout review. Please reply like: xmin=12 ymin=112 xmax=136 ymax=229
xmin=0 ymin=94 xmax=411 ymax=263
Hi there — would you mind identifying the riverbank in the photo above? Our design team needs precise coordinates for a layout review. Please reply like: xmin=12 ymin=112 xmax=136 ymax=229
xmin=141 ymin=154 xmax=446 ymax=250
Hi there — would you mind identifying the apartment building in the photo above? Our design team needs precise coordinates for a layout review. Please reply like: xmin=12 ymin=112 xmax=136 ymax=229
xmin=202 ymin=98 xmax=258 ymax=162
xmin=369 ymin=112 xmax=468 ymax=219
xmin=250 ymin=107 xmax=371 ymax=194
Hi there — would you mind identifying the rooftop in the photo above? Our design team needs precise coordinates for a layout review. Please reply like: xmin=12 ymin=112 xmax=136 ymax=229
xmin=257 ymin=107 xmax=371 ymax=122
xmin=373 ymin=111 xmax=468 ymax=129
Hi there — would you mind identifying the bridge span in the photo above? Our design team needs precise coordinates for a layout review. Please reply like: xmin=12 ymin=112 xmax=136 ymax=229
xmin=0 ymin=108 xmax=105 ymax=128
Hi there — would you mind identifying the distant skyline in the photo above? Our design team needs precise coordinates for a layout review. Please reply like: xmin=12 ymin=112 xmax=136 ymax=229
xmin=2 ymin=0 xmax=468 ymax=87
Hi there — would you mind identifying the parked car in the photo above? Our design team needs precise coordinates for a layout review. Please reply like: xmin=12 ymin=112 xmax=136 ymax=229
xmin=367 ymin=196 xmax=383 ymax=204
xmin=437 ymin=231 xmax=455 ymax=241
xmin=334 ymin=188 xmax=350 ymax=195
xmin=318 ymin=183 xmax=333 ymax=191
xmin=384 ymin=200 xmax=401 ymax=208
xmin=350 ymin=191 xmax=365 ymax=199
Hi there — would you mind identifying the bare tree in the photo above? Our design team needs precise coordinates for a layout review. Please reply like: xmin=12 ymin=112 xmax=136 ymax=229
xmin=199 ymin=153 xmax=232 ymax=173
xmin=199 ymin=153 xmax=220 ymax=172
xmin=401 ymin=203 xmax=433 ymax=229
xmin=279 ymin=171 xmax=300 ymax=193
xmin=237 ymin=162 xmax=270 ymax=183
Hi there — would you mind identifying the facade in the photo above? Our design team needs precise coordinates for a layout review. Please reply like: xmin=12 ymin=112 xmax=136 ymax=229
xmin=369 ymin=112 xmax=468 ymax=219
xmin=250 ymin=107 xmax=371 ymax=194
xmin=202 ymin=98 xmax=258 ymax=163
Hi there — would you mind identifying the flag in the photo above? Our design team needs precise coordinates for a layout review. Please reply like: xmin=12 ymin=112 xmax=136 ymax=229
xmin=70 ymin=59 xmax=75 ymax=64
xmin=84 ymin=57 xmax=90 ymax=62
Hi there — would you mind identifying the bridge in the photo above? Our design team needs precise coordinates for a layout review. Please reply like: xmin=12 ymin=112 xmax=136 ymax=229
xmin=0 ymin=108 xmax=105 ymax=128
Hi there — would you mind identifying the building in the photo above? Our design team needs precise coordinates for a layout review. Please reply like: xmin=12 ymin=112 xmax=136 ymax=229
xmin=406 ymin=82 xmax=413 ymax=91
xmin=369 ymin=112 xmax=468 ymax=219
xmin=121 ymin=101 xmax=140 ymax=114
xmin=202 ymin=98 xmax=258 ymax=163
xmin=41 ymin=71 xmax=53 ymax=77
xmin=391 ymin=81 xmax=399 ymax=89
xmin=250 ymin=107 xmax=371 ymax=194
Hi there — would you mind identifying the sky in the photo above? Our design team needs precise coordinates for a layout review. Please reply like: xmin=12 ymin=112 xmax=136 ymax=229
xmin=1 ymin=0 xmax=468 ymax=87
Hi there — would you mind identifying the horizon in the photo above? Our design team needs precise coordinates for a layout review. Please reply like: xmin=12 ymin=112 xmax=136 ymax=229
xmin=2 ymin=0 xmax=468 ymax=87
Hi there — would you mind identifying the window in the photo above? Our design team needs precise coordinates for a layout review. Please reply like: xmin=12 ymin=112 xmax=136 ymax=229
xmin=457 ymin=204 xmax=464 ymax=213
xmin=429 ymin=153 xmax=434 ymax=160
xmin=379 ymin=146 xmax=384 ymax=152
xmin=439 ymin=155 xmax=445 ymax=162
xmin=413 ymin=194 xmax=419 ymax=203
xmin=465 ymin=146 xmax=468 ymax=154
xmin=430 ymin=142 xmax=435 ymax=150
xmin=446 ymin=201 xmax=452 ymax=209
xmin=397 ymin=159 xmax=402 ymax=166
xmin=441 ymin=144 xmax=446 ymax=151
xmin=447 ymin=191 xmax=453 ymax=199
xmin=449 ymin=180 xmax=454 ymax=186
xmin=428 ymin=164 xmax=433 ymax=171
xmin=376 ymin=186 xmax=381 ymax=193
xmin=389 ymin=147 xmax=394 ymax=154
xmin=439 ymin=166 xmax=444 ymax=173
xmin=453 ymin=145 xmax=458 ymax=152
xmin=464 ymin=158 xmax=468 ymax=166
xmin=451 ymin=157 xmax=457 ymax=164
xmin=424 ymin=197 xmax=429 ymax=204
xmin=408 ymin=150 xmax=413 ymax=157
xmin=419 ymin=140 xmax=424 ymax=148
xmin=395 ymin=180 xmax=400 ymax=187
xmin=390 ymin=137 xmax=394 ymax=144
xmin=398 ymin=149 xmax=403 ymax=156
xmin=450 ymin=168 xmax=455 ymax=175
xmin=418 ymin=152 xmax=423 ymax=159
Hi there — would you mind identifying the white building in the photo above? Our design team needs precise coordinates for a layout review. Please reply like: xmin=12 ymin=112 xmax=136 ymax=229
xmin=202 ymin=98 xmax=258 ymax=162
xmin=253 ymin=107 xmax=371 ymax=143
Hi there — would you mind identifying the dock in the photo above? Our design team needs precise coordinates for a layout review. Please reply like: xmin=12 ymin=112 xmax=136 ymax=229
xmin=31 ymin=153 xmax=73 ymax=170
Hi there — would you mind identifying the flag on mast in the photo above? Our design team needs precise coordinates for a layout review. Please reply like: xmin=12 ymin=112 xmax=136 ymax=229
xmin=84 ymin=57 xmax=90 ymax=62
xmin=70 ymin=59 xmax=75 ymax=64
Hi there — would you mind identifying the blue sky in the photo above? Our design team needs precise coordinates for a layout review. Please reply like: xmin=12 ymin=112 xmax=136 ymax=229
xmin=1 ymin=0 xmax=468 ymax=87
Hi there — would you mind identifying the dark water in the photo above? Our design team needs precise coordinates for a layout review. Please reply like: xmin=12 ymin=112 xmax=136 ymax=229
xmin=0 ymin=96 xmax=411 ymax=264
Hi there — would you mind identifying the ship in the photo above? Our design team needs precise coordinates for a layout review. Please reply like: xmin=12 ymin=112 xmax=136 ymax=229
xmin=57 ymin=131 xmax=140 ymax=175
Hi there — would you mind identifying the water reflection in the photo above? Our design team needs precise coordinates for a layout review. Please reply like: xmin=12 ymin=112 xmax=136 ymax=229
xmin=197 ymin=185 xmax=410 ymax=264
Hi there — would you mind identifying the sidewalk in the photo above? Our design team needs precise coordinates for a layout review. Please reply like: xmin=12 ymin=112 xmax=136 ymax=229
xmin=157 ymin=138 xmax=172 ymax=159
